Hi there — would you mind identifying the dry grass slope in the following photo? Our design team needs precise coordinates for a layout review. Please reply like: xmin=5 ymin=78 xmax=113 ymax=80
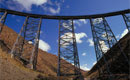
xmin=0 ymin=48 xmax=42 ymax=80
xmin=0 ymin=24 xmax=85 ymax=80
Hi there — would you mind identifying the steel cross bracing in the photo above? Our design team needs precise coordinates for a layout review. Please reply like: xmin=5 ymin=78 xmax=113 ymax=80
xmin=90 ymin=17 xmax=129 ymax=80
xmin=90 ymin=18 xmax=113 ymax=80
xmin=10 ymin=16 xmax=42 ymax=70
xmin=0 ymin=11 xmax=7 ymax=35
xmin=57 ymin=19 xmax=82 ymax=79
xmin=122 ymin=13 xmax=130 ymax=31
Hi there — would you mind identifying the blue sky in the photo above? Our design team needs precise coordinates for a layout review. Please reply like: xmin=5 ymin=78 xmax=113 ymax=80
xmin=0 ymin=0 xmax=129 ymax=71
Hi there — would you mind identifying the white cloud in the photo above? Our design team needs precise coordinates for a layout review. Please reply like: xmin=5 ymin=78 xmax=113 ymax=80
xmin=62 ymin=21 xmax=72 ymax=30
xmin=49 ymin=3 xmax=60 ymax=14
xmin=120 ymin=29 xmax=128 ymax=38
xmin=93 ymin=61 xmax=97 ymax=65
xmin=74 ymin=20 xmax=81 ymax=26
xmin=87 ymin=38 xmax=94 ymax=46
xmin=14 ymin=0 xmax=47 ymax=11
xmin=41 ymin=0 xmax=62 ymax=14
xmin=80 ymin=64 xmax=90 ymax=71
xmin=28 ymin=41 xmax=33 ymax=44
xmin=79 ymin=19 xmax=87 ymax=24
xmin=99 ymin=40 xmax=109 ymax=53
xmin=38 ymin=40 xmax=51 ymax=52
xmin=5 ymin=0 xmax=63 ymax=14
xmin=102 ymin=32 xmax=107 ymax=38
xmin=60 ymin=32 xmax=73 ymax=47
xmin=82 ymin=53 xmax=86 ymax=56
xmin=71 ymin=63 xmax=74 ymax=65
xmin=75 ymin=33 xmax=87 ymax=43
xmin=74 ymin=19 xmax=87 ymax=27
xmin=60 ymin=32 xmax=87 ymax=47
xmin=101 ymin=32 xmax=113 ymax=41
xmin=49 ymin=7 xmax=60 ymax=14
xmin=5 ymin=1 xmax=25 ymax=11
xmin=93 ymin=18 xmax=103 ymax=24
xmin=61 ymin=32 xmax=87 ymax=44
xmin=115 ymin=29 xmax=128 ymax=40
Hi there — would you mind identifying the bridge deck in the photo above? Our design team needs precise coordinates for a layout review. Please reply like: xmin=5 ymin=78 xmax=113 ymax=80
xmin=0 ymin=8 xmax=130 ymax=19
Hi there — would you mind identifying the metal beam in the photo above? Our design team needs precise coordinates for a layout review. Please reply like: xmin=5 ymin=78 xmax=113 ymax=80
xmin=30 ymin=18 xmax=42 ymax=70
xmin=0 ymin=8 xmax=129 ymax=19
xmin=0 ymin=11 xmax=7 ymax=34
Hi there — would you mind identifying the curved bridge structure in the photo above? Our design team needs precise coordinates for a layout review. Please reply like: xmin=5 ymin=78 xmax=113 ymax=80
xmin=0 ymin=8 xmax=130 ymax=80
xmin=0 ymin=8 xmax=129 ymax=19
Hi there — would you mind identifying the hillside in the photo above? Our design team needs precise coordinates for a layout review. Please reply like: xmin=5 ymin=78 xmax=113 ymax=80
xmin=0 ymin=24 xmax=60 ymax=76
xmin=0 ymin=46 xmax=41 ymax=80
xmin=0 ymin=43 xmax=71 ymax=80
xmin=85 ymin=32 xmax=130 ymax=79
xmin=0 ymin=24 xmax=85 ymax=80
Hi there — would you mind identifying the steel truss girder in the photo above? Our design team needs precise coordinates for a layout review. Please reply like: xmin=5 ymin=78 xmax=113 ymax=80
xmin=90 ymin=17 xmax=129 ymax=80
xmin=122 ymin=13 xmax=130 ymax=31
xmin=0 ymin=11 xmax=7 ymax=35
xmin=10 ymin=16 xmax=42 ymax=70
xmin=0 ymin=8 xmax=129 ymax=19
xmin=57 ymin=19 xmax=81 ymax=78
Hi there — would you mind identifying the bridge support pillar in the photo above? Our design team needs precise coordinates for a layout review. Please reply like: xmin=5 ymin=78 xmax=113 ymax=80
xmin=90 ymin=18 xmax=113 ymax=79
xmin=0 ymin=11 xmax=7 ymax=35
xmin=90 ymin=17 xmax=129 ymax=80
xmin=10 ymin=16 xmax=42 ymax=70
xmin=57 ymin=19 xmax=82 ymax=79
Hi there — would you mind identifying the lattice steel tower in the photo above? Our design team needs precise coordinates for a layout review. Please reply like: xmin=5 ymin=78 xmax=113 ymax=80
xmin=90 ymin=17 xmax=129 ymax=79
xmin=11 ymin=17 xmax=42 ymax=70
xmin=57 ymin=19 xmax=81 ymax=78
